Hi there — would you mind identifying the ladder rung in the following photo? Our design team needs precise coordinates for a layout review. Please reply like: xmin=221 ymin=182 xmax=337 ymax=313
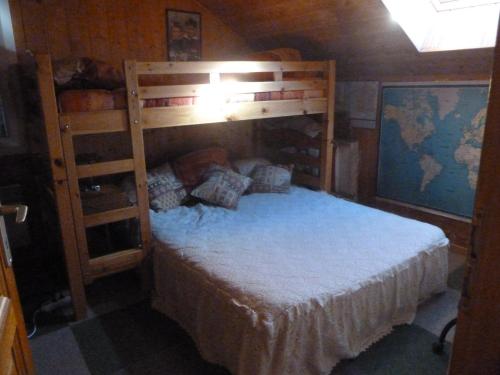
xmin=77 ymin=159 xmax=135 ymax=178
xmin=88 ymin=248 xmax=144 ymax=280
xmin=84 ymin=206 xmax=139 ymax=228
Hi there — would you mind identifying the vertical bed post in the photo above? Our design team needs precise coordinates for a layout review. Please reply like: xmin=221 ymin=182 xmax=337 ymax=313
xmin=36 ymin=54 xmax=87 ymax=319
xmin=320 ymin=60 xmax=336 ymax=192
xmin=124 ymin=61 xmax=152 ymax=263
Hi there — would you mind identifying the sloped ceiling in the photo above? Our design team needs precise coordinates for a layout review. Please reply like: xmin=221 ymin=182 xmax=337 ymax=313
xmin=198 ymin=0 xmax=494 ymax=80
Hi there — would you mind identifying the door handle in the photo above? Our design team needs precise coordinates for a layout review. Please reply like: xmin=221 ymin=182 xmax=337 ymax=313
xmin=0 ymin=204 xmax=28 ymax=268
xmin=0 ymin=204 xmax=28 ymax=223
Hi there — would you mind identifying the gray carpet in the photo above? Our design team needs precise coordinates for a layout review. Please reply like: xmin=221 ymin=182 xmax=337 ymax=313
xmin=30 ymin=265 xmax=465 ymax=375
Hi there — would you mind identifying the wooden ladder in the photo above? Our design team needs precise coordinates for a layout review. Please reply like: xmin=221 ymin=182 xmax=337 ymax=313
xmin=59 ymin=120 xmax=150 ymax=284
xmin=59 ymin=106 xmax=150 ymax=284
xmin=37 ymin=55 xmax=151 ymax=317
xmin=39 ymin=57 xmax=151 ymax=289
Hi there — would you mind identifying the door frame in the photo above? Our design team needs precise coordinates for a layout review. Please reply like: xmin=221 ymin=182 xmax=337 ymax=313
xmin=449 ymin=20 xmax=500 ymax=375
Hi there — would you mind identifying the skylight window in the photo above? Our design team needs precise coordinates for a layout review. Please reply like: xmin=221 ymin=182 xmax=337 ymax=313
xmin=382 ymin=0 xmax=500 ymax=52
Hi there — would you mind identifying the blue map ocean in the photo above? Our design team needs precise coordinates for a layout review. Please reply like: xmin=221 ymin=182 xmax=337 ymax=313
xmin=377 ymin=85 xmax=488 ymax=218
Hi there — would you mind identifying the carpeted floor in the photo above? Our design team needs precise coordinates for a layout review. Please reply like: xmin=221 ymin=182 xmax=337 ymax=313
xmin=29 ymin=254 xmax=465 ymax=375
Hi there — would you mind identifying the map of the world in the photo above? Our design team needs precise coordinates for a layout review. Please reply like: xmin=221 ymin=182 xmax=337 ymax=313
xmin=377 ymin=85 xmax=488 ymax=218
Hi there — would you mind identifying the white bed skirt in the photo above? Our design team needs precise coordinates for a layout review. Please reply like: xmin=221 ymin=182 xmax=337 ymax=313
xmin=152 ymin=240 xmax=448 ymax=375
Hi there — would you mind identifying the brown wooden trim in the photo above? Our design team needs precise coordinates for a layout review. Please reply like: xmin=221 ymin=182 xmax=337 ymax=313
xmin=136 ymin=60 xmax=327 ymax=75
xmin=293 ymin=172 xmax=321 ymax=188
xmin=36 ymin=54 xmax=87 ymax=320
xmin=88 ymin=249 xmax=144 ymax=281
xmin=448 ymin=23 xmax=500 ymax=375
xmin=76 ymin=159 xmax=135 ymax=179
xmin=61 ymin=110 xmax=128 ymax=135
xmin=141 ymin=98 xmax=327 ymax=129
xmin=320 ymin=60 xmax=335 ymax=192
xmin=375 ymin=197 xmax=472 ymax=224
xmin=139 ymin=80 xmax=326 ymax=99
xmin=83 ymin=206 xmax=139 ymax=228
xmin=279 ymin=151 xmax=321 ymax=167
xmin=60 ymin=123 xmax=92 ymax=284
xmin=125 ymin=60 xmax=152 ymax=257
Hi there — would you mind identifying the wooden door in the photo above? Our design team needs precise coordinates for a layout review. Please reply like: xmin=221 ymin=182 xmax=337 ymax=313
xmin=0 ymin=204 xmax=34 ymax=375
xmin=448 ymin=22 xmax=500 ymax=375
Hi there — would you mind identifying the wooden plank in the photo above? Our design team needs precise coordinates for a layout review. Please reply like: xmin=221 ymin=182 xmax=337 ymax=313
xmin=105 ymin=0 xmax=129 ymax=69
xmin=83 ymin=206 xmax=139 ymax=228
xmin=19 ymin=0 xmax=48 ymax=53
xmin=293 ymin=172 xmax=321 ymax=188
xmin=320 ymin=60 xmax=336 ymax=192
xmin=36 ymin=54 xmax=68 ymax=182
xmin=279 ymin=151 xmax=321 ymax=167
xmin=44 ymin=0 xmax=71 ymax=59
xmin=60 ymin=110 xmax=128 ymax=135
xmin=88 ymin=249 xmax=144 ymax=281
xmin=0 ymin=297 xmax=16 ymax=375
xmin=262 ymin=128 xmax=321 ymax=149
xmin=52 ymin=180 xmax=87 ymax=319
xmin=124 ymin=60 xmax=151 ymax=255
xmin=139 ymin=80 xmax=327 ymax=99
xmin=64 ymin=0 xmax=92 ymax=57
xmin=60 ymin=120 xmax=93 ymax=285
xmin=136 ymin=61 xmax=327 ymax=75
xmin=76 ymin=159 xmax=135 ymax=179
xmin=36 ymin=54 xmax=87 ymax=320
xmin=448 ymin=26 xmax=500 ymax=374
xmin=8 ymin=0 xmax=27 ymax=59
xmin=86 ymin=0 xmax=110 ymax=62
xmin=141 ymin=98 xmax=327 ymax=129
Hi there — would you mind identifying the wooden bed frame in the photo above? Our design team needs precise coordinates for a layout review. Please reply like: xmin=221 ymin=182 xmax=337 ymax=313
xmin=36 ymin=54 xmax=336 ymax=319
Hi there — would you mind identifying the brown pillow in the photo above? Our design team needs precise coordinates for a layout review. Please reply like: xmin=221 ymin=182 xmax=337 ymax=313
xmin=249 ymin=164 xmax=294 ymax=194
xmin=191 ymin=165 xmax=252 ymax=209
xmin=174 ymin=148 xmax=230 ymax=187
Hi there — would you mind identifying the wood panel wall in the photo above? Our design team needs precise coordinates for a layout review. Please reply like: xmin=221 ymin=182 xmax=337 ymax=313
xmin=8 ymin=0 xmax=254 ymax=162
xmin=10 ymin=0 xmax=251 ymax=66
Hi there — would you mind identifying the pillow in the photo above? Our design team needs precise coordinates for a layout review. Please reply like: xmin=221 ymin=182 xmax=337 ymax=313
xmin=249 ymin=164 xmax=294 ymax=194
xmin=174 ymin=148 xmax=230 ymax=187
xmin=191 ymin=165 xmax=252 ymax=209
xmin=121 ymin=162 xmax=187 ymax=212
xmin=147 ymin=163 xmax=187 ymax=212
xmin=232 ymin=157 xmax=271 ymax=176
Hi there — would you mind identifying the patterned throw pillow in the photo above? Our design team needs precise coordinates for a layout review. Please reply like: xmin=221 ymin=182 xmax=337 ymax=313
xmin=121 ymin=162 xmax=187 ymax=212
xmin=174 ymin=148 xmax=230 ymax=187
xmin=249 ymin=164 xmax=294 ymax=193
xmin=147 ymin=163 xmax=187 ymax=212
xmin=191 ymin=165 xmax=252 ymax=209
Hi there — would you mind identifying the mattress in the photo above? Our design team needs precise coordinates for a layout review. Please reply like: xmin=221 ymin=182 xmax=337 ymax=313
xmin=150 ymin=187 xmax=449 ymax=375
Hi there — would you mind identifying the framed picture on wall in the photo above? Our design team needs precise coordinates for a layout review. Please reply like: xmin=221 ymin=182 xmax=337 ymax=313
xmin=166 ymin=9 xmax=201 ymax=61
xmin=0 ymin=95 xmax=7 ymax=138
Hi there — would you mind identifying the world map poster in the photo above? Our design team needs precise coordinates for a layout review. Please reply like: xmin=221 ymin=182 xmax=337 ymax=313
xmin=377 ymin=84 xmax=489 ymax=218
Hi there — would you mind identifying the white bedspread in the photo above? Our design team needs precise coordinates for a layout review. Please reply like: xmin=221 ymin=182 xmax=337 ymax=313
xmin=151 ymin=187 xmax=448 ymax=375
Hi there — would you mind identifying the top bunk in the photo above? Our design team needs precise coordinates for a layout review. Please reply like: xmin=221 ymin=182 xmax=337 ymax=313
xmin=127 ymin=60 xmax=334 ymax=129
xmin=38 ymin=55 xmax=335 ymax=134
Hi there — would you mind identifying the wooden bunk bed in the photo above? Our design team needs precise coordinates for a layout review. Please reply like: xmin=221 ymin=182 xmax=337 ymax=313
xmin=35 ymin=54 xmax=336 ymax=319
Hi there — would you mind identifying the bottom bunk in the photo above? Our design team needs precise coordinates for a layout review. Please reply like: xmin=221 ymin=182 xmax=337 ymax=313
xmin=150 ymin=186 xmax=449 ymax=375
